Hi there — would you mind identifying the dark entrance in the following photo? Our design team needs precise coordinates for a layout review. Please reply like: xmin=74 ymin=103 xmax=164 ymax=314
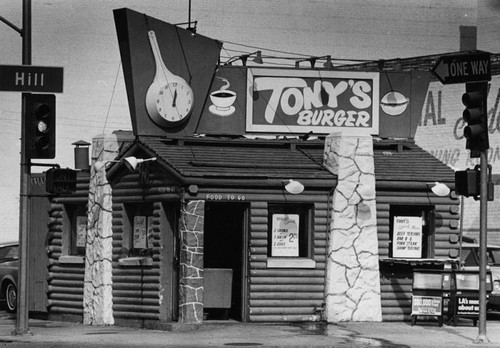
xmin=204 ymin=202 xmax=247 ymax=321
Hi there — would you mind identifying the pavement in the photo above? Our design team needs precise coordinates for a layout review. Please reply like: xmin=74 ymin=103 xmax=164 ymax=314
xmin=0 ymin=314 xmax=500 ymax=347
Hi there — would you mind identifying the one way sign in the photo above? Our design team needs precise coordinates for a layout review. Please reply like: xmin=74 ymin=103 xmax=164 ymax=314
xmin=432 ymin=51 xmax=491 ymax=84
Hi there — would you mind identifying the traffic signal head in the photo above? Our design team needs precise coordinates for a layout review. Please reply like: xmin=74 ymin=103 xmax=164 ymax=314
xmin=462 ymin=82 xmax=488 ymax=157
xmin=455 ymin=168 xmax=479 ymax=198
xmin=25 ymin=94 xmax=56 ymax=159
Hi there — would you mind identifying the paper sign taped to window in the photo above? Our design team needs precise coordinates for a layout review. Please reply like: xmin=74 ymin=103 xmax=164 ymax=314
xmin=393 ymin=216 xmax=422 ymax=258
xmin=271 ymin=214 xmax=299 ymax=257
xmin=76 ymin=216 xmax=87 ymax=248
xmin=133 ymin=216 xmax=147 ymax=249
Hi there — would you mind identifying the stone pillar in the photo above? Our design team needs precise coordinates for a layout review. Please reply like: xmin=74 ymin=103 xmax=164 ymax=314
xmin=83 ymin=133 xmax=132 ymax=325
xmin=323 ymin=133 xmax=382 ymax=322
xmin=178 ymin=200 xmax=205 ymax=323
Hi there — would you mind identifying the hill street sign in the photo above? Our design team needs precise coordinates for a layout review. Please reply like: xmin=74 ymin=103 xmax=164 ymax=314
xmin=0 ymin=65 xmax=64 ymax=93
xmin=432 ymin=52 xmax=491 ymax=85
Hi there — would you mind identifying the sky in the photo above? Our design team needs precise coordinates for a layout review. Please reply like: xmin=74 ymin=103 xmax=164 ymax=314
xmin=0 ymin=0 xmax=498 ymax=242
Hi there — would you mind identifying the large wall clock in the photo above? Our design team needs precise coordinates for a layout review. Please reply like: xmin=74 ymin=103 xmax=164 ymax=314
xmin=145 ymin=30 xmax=194 ymax=127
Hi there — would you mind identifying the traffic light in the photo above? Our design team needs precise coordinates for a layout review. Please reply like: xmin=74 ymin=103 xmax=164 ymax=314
xmin=25 ymin=93 xmax=56 ymax=159
xmin=455 ymin=165 xmax=494 ymax=201
xmin=455 ymin=168 xmax=479 ymax=199
xmin=46 ymin=168 xmax=77 ymax=195
xmin=462 ymin=82 xmax=488 ymax=157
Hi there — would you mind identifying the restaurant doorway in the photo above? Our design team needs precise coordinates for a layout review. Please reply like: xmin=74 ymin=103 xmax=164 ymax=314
xmin=204 ymin=202 xmax=248 ymax=321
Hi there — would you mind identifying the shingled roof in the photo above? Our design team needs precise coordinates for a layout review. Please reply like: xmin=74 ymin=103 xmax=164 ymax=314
xmin=114 ymin=136 xmax=455 ymax=186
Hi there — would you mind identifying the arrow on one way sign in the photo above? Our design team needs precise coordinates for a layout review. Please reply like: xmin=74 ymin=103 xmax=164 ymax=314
xmin=432 ymin=51 xmax=491 ymax=85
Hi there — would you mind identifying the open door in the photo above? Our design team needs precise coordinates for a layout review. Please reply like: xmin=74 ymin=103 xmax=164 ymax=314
xmin=204 ymin=202 xmax=248 ymax=321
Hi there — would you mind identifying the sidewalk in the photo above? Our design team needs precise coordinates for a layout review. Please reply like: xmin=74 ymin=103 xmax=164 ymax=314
xmin=0 ymin=315 xmax=500 ymax=347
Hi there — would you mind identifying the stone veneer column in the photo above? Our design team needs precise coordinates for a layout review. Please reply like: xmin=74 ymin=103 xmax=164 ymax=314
xmin=323 ymin=133 xmax=382 ymax=322
xmin=83 ymin=133 xmax=131 ymax=325
xmin=178 ymin=200 xmax=205 ymax=323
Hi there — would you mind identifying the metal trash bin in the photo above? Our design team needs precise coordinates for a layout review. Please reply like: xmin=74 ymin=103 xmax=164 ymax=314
xmin=204 ymin=268 xmax=233 ymax=318
xmin=449 ymin=270 xmax=492 ymax=326
xmin=411 ymin=269 xmax=452 ymax=326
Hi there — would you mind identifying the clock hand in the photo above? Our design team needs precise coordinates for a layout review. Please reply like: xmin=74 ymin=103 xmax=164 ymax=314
xmin=172 ymin=89 xmax=177 ymax=107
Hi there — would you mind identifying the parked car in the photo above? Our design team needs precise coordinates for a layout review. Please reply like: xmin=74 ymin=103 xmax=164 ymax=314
xmin=0 ymin=241 xmax=18 ymax=312
xmin=460 ymin=242 xmax=500 ymax=311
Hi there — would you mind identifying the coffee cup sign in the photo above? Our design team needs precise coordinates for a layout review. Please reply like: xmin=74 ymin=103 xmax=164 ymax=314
xmin=209 ymin=77 xmax=237 ymax=116
xmin=392 ymin=216 xmax=423 ymax=258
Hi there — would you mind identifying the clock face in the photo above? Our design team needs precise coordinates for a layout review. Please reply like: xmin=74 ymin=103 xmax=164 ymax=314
xmin=154 ymin=81 xmax=194 ymax=126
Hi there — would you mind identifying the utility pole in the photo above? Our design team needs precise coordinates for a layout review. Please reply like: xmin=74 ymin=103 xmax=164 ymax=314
xmin=476 ymin=150 xmax=489 ymax=343
xmin=0 ymin=0 xmax=33 ymax=336
xmin=16 ymin=0 xmax=32 ymax=336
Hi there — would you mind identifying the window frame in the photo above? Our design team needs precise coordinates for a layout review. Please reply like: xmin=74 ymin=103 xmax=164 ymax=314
xmin=389 ymin=204 xmax=435 ymax=259
xmin=123 ymin=202 xmax=155 ymax=257
xmin=266 ymin=203 xmax=315 ymax=268
xmin=64 ymin=204 xmax=88 ymax=257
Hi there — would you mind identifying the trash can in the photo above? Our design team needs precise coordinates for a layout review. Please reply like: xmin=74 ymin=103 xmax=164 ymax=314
xmin=204 ymin=268 xmax=233 ymax=319
xmin=411 ymin=269 xmax=452 ymax=326
xmin=449 ymin=269 xmax=492 ymax=326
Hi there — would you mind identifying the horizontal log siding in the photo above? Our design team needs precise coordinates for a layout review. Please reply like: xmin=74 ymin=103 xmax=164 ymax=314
xmin=47 ymin=174 xmax=89 ymax=317
xmin=248 ymin=191 xmax=330 ymax=322
xmin=376 ymin=187 xmax=460 ymax=321
xmin=110 ymin=173 xmax=176 ymax=321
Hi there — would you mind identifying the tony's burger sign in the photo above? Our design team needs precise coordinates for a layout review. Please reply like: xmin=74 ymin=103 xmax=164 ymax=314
xmin=116 ymin=9 xmax=431 ymax=139
xmin=247 ymin=69 xmax=379 ymax=135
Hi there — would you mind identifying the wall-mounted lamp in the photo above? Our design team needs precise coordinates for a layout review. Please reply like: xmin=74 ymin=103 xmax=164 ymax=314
xmin=323 ymin=55 xmax=334 ymax=69
xmin=284 ymin=179 xmax=304 ymax=195
xmin=124 ymin=156 xmax=158 ymax=171
xmin=225 ymin=51 xmax=263 ymax=66
xmin=295 ymin=55 xmax=334 ymax=69
xmin=429 ymin=182 xmax=451 ymax=197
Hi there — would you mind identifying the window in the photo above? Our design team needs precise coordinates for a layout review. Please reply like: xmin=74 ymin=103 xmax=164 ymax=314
xmin=0 ymin=245 xmax=18 ymax=261
xmin=267 ymin=204 xmax=313 ymax=258
xmin=124 ymin=203 xmax=154 ymax=257
xmin=66 ymin=204 xmax=87 ymax=256
xmin=389 ymin=205 xmax=435 ymax=258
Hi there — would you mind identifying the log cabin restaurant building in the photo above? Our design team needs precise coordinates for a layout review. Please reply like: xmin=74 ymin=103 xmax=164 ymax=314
xmin=36 ymin=8 xmax=484 ymax=328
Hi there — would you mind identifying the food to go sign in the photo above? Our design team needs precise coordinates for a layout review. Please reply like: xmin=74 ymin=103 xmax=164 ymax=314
xmin=247 ymin=69 xmax=379 ymax=135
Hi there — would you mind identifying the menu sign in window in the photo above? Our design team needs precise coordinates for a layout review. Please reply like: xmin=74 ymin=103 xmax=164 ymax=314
xmin=271 ymin=214 xmax=299 ymax=257
xmin=133 ymin=216 xmax=148 ymax=249
xmin=76 ymin=216 xmax=87 ymax=248
xmin=393 ymin=216 xmax=422 ymax=258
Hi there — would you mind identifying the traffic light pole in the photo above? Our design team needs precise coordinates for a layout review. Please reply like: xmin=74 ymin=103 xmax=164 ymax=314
xmin=475 ymin=150 xmax=489 ymax=343
xmin=12 ymin=0 xmax=31 ymax=336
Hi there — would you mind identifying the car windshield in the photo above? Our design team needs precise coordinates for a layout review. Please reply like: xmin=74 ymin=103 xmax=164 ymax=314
xmin=0 ymin=245 xmax=18 ymax=260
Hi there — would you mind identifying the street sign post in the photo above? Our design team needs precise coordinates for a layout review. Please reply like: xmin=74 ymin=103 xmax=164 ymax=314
xmin=434 ymin=51 xmax=493 ymax=344
xmin=0 ymin=65 xmax=63 ymax=93
xmin=432 ymin=51 xmax=491 ymax=85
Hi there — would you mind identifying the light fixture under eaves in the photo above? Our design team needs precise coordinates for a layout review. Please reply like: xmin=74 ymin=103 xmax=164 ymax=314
xmin=295 ymin=55 xmax=334 ymax=69
xmin=225 ymin=51 xmax=263 ymax=66
xmin=284 ymin=179 xmax=304 ymax=195
xmin=124 ymin=156 xmax=158 ymax=171
xmin=430 ymin=182 xmax=450 ymax=197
